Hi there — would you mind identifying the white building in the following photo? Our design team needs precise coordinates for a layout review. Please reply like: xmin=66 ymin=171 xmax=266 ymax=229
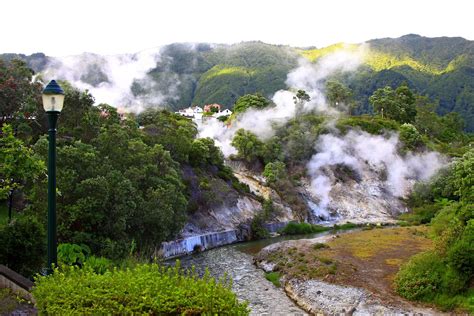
xmin=213 ymin=108 xmax=233 ymax=118
xmin=175 ymin=106 xmax=204 ymax=119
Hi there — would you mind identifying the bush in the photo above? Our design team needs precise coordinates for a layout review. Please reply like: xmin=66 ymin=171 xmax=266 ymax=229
xmin=83 ymin=256 xmax=113 ymax=274
xmin=398 ymin=203 xmax=443 ymax=225
xmin=394 ymin=251 xmax=445 ymax=301
xmin=280 ymin=222 xmax=329 ymax=235
xmin=0 ymin=215 xmax=45 ymax=277
xmin=57 ymin=243 xmax=91 ymax=266
xmin=33 ymin=263 xmax=249 ymax=314
xmin=399 ymin=123 xmax=423 ymax=151
xmin=447 ymin=219 xmax=474 ymax=276
xmin=250 ymin=214 xmax=270 ymax=240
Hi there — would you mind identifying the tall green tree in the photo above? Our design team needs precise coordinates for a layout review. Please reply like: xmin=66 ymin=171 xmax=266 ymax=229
xmin=233 ymin=93 xmax=271 ymax=114
xmin=369 ymin=84 xmax=417 ymax=123
xmin=231 ymin=129 xmax=264 ymax=163
xmin=0 ymin=124 xmax=45 ymax=199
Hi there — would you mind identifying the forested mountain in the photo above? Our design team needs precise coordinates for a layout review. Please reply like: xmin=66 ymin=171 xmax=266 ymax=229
xmin=2 ymin=34 xmax=473 ymax=130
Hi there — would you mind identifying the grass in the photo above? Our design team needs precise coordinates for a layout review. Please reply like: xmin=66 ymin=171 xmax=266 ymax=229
xmin=328 ymin=226 xmax=431 ymax=260
xmin=265 ymin=272 xmax=281 ymax=287
xmin=257 ymin=226 xmax=433 ymax=301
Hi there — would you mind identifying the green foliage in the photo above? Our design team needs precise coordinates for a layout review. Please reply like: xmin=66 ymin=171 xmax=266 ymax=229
xmin=452 ymin=150 xmax=474 ymax=202
xmin=0 ymin=59 xmax=44 ymax=141
xmin=332 ymin=222 xmax=360 ymax=231
xmin=233 ymin=93 xmax=271 ymax=114
xmin=336 ymin=115 xmax=399 ymax=135
xmin=446 ymin=219 xmax=474 ymax=276
xmin=280 ymin=222 xmax=330 ymax=235
xmin=0 ymin=215 xmax=45 ymax=276
xmin=399 ymin=123 xmax=423 ymax=151
xmin=138 ymin=109 xmax=197 ymax=163
xmin=399 ymin=203 xmax=443 ymax=225
xmin=325 ymin=80 xmax=354 ymax=112
xmin=250 ymin=214 xmax=270 ymax=240
xmin=397 ymin=149 xmax=474 ymax=312
xmin=33 ymin=263 xmax=249 ymax=314
xmin=231 ymin=129 xmax=265 ymax=163
xmin=369 ymin=84 xmax=417 ymax=123
xmin=265 ymin=271 xmax=281 ymax=287
xmin=0 ymin=124 xmax=45 ymax=199
xmin=83 ymin=256 xmax=113 ymax=275
xmin=394 ymin=251 xmax=446 ymax=300
xmin=29 ymin=118 xmax=189 ymax=258
xmin=263 ymin=161 xmax=286 ymax=185
xmin=189 ymin=137 xmax=224 ymax=168
xmin=57 ymin=243 xmax=91 ymax=266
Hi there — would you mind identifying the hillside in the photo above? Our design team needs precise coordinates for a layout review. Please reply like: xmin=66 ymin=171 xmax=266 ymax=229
xmin=1 ymin=34 xmax=473 ymax=130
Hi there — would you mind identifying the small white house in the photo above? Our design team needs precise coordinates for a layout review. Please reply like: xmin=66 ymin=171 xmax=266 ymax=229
xmin=175 ymin=106 xmax=205 ymax=120
xmin=213 ymin=109 xmax=233 ymax=118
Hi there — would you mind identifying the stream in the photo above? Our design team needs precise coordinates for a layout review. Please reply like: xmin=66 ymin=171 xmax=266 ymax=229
xmin=167 ymin=231 xmax=339 ymax=315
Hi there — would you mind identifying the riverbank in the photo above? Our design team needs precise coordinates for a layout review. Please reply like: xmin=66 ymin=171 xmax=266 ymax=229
xmin=255 ymin=226 xmax=442 ymax=314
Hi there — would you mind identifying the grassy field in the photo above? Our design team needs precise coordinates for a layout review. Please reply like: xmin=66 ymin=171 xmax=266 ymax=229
xmin=258 ymin=226 xmax=433 ymax=307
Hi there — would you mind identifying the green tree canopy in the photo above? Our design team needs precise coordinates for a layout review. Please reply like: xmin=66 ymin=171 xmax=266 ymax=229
xmin=0 ymin=124 xmax=45 ymax=199
xmin=231 ymin=129 xmax=264 ymax=163
xmin=369 ymin=84 xmax=417 ymax=123
xmin=233 ymin=93 xmax=271 ymax=114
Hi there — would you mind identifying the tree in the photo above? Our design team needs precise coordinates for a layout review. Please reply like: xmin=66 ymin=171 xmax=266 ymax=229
xmin=263 ymin=161 xmax=286 ymax=185
xmin=293 ymin=89 xmax=310 ymax=115
xmin=325 ymin=80 xmax=354 ymax=112
xmin=0 ymin=124 xmax=45 ymax=199
xmin=0 ymin=59 xmax=44 ymax=141
xmin=233 ymin=93 xmax=271 ymax=114
xmin=399 ymin=123 xmax=423 ymax=151
xmin=231 ymin=129 xmax=264 ymax=163
xmin=138 ymin=109 xmax=197 ymax=163
xmin=369 ymin=84 xmax=417 ymax=123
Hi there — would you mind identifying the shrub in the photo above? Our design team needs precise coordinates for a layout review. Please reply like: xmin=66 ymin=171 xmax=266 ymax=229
xmin=250 ymin=214 xmax=270 ymax=240
xmin=33 ymin=263 xmax=249 ymax=314
xmin=0 ymin=215 xmax=45 ymax=277
xmin=447 ymin=219 xmax=474 ymax=276
xmin=399 ymin=123 xmax=423 ymax=151
xmin=57 ymin=243 xmax=91 ymax=266
xmin=280 ymin=222 xmax=329 ymax=235
xmin=83 ymin=256 xmax=113 ymax=274
xmin=394 ymin=251 xmax=445 ymax=301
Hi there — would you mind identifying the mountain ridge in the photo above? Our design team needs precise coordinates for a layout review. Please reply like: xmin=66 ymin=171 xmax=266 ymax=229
xmin=2 ymin=34 xmax=473 ymax=130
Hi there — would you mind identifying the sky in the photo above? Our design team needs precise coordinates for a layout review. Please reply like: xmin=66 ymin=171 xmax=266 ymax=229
xmin=2 ymin=0 xmax=473 ymax=56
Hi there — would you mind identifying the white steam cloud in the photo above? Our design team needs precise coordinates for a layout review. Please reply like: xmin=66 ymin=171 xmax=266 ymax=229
xmin=198 ymin=47 xmax=366 ymax=156
xmin=307 ymin=130 xmax=445 ymax=213
xmin=43 ymin=48 xmax=175 ymax=112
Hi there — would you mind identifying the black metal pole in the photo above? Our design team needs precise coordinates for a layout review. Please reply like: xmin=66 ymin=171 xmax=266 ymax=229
xmin=47 ymin=112 xmax=59 ymax=274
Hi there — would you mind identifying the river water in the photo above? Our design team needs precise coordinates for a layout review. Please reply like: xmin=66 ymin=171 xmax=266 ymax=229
xmin=168 ymin=231 xmax=339 ymax=315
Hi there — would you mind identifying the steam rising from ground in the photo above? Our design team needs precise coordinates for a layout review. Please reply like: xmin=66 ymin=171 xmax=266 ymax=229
xmin=198 ymin=45 xmax=444 ymax=221
xmin=198 ymin=47 xmax=365 ymax=156
xmin=307 ymin=131 xmax=445 ymax=214
xmin=43 ymin=48 xmax=176 ymax=112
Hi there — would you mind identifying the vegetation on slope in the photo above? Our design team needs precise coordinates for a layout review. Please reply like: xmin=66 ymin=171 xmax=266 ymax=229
xmin=33 ymin=263 xmax=249 ymax=314
xmin=2 ymin=35 xmax=473 ymax=130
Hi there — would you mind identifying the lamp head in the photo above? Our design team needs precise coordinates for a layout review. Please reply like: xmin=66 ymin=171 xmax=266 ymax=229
xmin=42 ymin=80 xmax=65 ymax=112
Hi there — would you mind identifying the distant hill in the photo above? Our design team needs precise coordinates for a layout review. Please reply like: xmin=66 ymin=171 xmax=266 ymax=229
xmin=2 ymin=34 xmax=473 ymax=131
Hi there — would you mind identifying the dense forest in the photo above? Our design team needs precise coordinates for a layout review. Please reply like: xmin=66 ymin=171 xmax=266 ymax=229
xmin=2 ymin=34 xmax=474 ymax=130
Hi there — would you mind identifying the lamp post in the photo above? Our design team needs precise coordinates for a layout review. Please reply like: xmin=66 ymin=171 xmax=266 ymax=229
xmin=42 ymin=80 xmax=65 ymax=274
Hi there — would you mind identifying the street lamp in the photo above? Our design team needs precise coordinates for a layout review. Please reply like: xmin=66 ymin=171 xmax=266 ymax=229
xmin=42 ymin=80 xmax=64 ymax=274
